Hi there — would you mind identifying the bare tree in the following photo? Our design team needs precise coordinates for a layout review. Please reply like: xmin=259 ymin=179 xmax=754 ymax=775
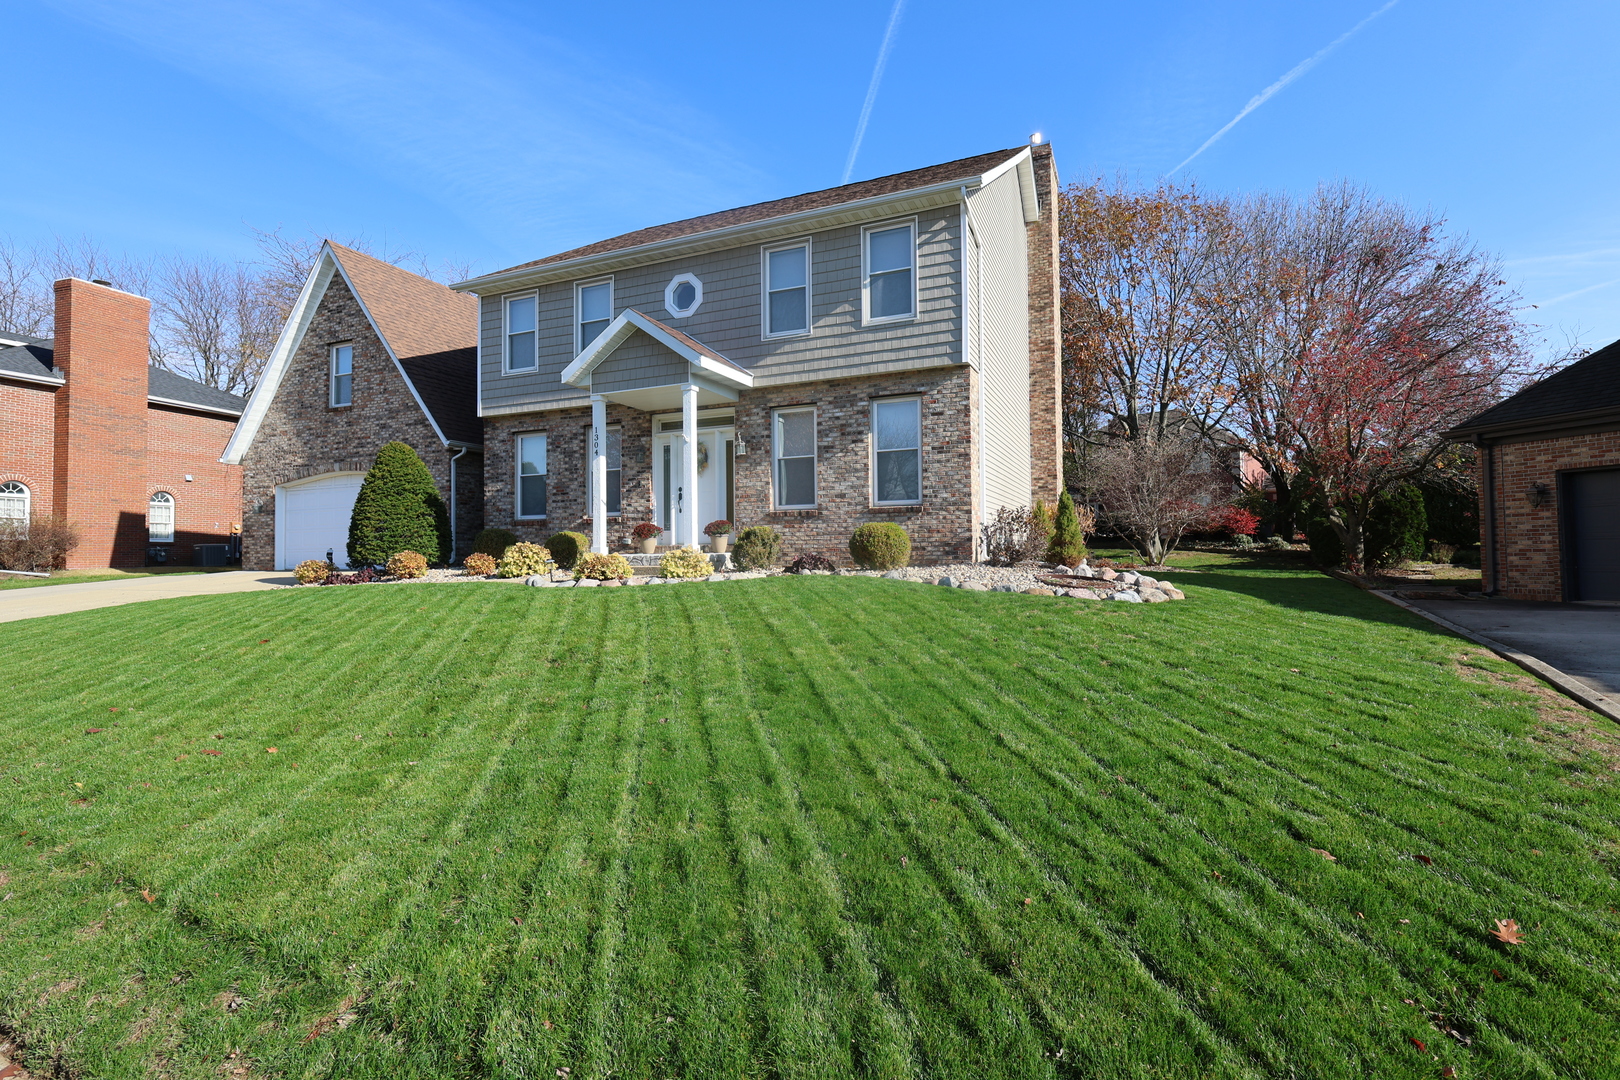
xmin=1091 ymin=436 xmax=1226 ymax=565
xmin=156 ymin=256 xmax=282 ymax=397
xmin=0 ymin=237 xmax=51 ymax=337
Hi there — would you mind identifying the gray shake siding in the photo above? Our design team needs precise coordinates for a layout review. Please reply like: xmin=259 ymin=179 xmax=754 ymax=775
xmin=968 ymin=165 xmax=1033 ymax=523
xmin=479 ymin=204 xmax=964 ymax=414
xmin=590 ymin=336 xmax=689 ymax=395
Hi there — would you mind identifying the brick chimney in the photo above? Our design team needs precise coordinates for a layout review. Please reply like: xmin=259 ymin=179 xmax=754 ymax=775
xmin=53 ymin=278 xmax=151 ymax=568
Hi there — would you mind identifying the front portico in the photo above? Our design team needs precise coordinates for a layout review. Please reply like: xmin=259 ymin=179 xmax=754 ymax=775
xmin=561 ymin=309 xmax=754 ymax=553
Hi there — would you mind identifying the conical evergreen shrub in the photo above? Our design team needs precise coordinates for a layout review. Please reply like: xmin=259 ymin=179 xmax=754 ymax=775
xmin=1046 ymin=489 xmax=1088 ymax=565
xmin=347 ymin=441 xmax=450 ymax=567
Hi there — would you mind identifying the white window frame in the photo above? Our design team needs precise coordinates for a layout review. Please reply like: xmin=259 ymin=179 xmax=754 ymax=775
xmin=589 ymin=424 xmax=623 ymax=518
xmin=148 ymin=491 xmax=175 ymax=544
xmin=861 ymin=218 xmax=919 ymax=326
xmin=329 ymin=343 xmax=353 ymax=407
xmin=664 ymin=273 xmax=703 ymax=319
xmin=575 ymin=276 xmax=614 ymax=355
xmin=771 ymin=406 xmax=818 ymax=510
xmin=515 ymin=433 xmax=548 ymax=521
xmin=870 ymin=396 xmax=923 ymax=507
xmin=503 ymin=291 xmax=539 ymax=375
xmin=760 ymin=238 xmax=813 ymax=340
xmin=0 ymin=481 xmax=29 ymax=525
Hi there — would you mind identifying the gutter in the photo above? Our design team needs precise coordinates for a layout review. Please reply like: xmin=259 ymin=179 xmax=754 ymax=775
xmin=147 ymin=395 xmax=243 ymax=418
xmin=0 ymin=369 xmax=65 ymax=388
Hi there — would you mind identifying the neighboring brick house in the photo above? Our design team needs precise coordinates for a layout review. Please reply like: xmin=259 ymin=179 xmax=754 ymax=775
xmin=222 ymin=243 xmax=482 ymax=570
xmin=452 ymin=143 xmax=1061 ymax=564
xmin=0 ymin=278 xmax=244 ymax=569
xmin=1447 ymin=340 xmax=1620 ymax=601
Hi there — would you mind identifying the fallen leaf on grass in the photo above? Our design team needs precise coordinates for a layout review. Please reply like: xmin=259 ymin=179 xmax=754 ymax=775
xmin=1023 ymin=897 xmax=1034 ymax=906
xmin=1308 ymin=848 xmax=1337 ymax=861
xmin=85 ymin=728 xmax=104 ymax=734
xmin=174 ymin=755 xmax=187 ymax=761
xmin=212 ymin=734 xmax=223 ymax=739
xmin=1410 ymin=1037 xmax=1427 ymax=1053
xmin=1492 ymin=969 xmax=1505 ymax=981
xmin=1399 ymin=919 xmax=1411 ymax=924
xmin=141 ymin=889 xmax=156 ymax=903
xmin=1491 ymin=919 xmax=1525 ymax=945
xmin=1440 ymin=1067 xmax=1457 ymax=1078
xmin=259 ymin=640 xmax=269 ymax=644
xmin=202 ymin=750 xmax=222 ymax=756
xmin=1415 ymin=854 xmax=1434 ymax=865
xmin=1402 ymin=998 xmax=1419 ymax=1006
xmin=265 ymin=747 xmax=277 ymax=753
xmin=1531 ymin=848 xmax=1542 ymax=855
xmin=1289 ymin=668 xmax=1301 ymax=673
xmin=542 ymin=1019 xmax=553 ymax=1029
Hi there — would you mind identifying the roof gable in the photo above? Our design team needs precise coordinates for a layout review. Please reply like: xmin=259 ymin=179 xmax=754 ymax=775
xmin=1450 ymin=339 xmax=1620 ymax=437
xmin=561 ymin=309 xmax=753 ymax=391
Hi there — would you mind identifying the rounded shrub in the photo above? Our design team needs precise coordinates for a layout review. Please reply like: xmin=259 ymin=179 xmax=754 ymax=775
xmin=347 ymin=441 xmax=450 ymax=567
xmin=732 ymin=525 xmax=782 ymax=570
xmin=472 ymin=527 xmax=519 ymax=559
xmin=1303 ymin=517 xmax=1344 ymax=568
xmin=575 ymin=552 xmax=633 ymax=580
xmin=386 ymin=550 xmax=429 ymax=579
xmin=1046 ymin=489 xmax=1088 ymax=565
xmin=849 ymin=522 xmax=911 ymax=570
xmin=544 ymin=531 xmax=590 ymax=570
xmin=660 ymin=546 xmax=714 ymax=579
xmin=294 ymin=559 xmax=330 ymax=585
xmin=462 ymin=552 xmax=497 ymax=576
xmin=497 ymin=542 xmax=555 ymax=578
xmin=1365 ymin=485 xmax=1427 ymax=569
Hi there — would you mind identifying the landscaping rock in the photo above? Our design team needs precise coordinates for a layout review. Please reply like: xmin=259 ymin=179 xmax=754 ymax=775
xmin=1140 ymin=588 xmax=1169 ymax=603
xmin=1162 ymin=586 xmax=1185 ymax=600
xmin=1135 ymin=575 xmax=1158 ymax=590
xmin=937 ymin=575 xmax=957 ymax=588
xmin=1110 ymin=590 xmax=1143 ymax=603
xmin=707 ymin=574 xmax=726 ymax=582
xmin=1098 ymin=569 xmax=1118 ymax=581
xmin=525 ymin=575 xmax=551 ymax=587
xmin=1072 ymin=589 xmax=1103 ymax=600
xmin=600 ymin=578 xmax=622 ymax=587
xmin=575 ymin=578 xmax=599 ymax=587
xmin=1117 ymin=572 xmax=1139 ymax=586
xmin=962 ymin=581 xmax=990 ymax=591
xmin=1023 ymin=587 xmax=1055 ymax=596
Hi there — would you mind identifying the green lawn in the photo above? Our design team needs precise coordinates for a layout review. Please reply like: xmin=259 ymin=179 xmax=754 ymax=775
xmin=0 ymin=566 xmax=222 ymax=590
xmin=1 ymin=562 xmax=1616 ymax=1079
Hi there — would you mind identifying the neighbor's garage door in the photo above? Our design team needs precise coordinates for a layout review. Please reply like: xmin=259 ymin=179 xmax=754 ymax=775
xmin=277 ymin=473 xmax=364 ymax=570
xmin=1567 ymin=467 xmax=1620 ymax=601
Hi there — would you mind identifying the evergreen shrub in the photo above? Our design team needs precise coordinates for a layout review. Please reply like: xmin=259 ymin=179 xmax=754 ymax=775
xmin=660 ymin=546 xmax=714 ymax=579
xmin=1046 ymin=490 xmax=1088 ymax=565
xmin=497 ymin=542 xmax=555 ymax=578
xmin=543 ymin=531 xmax=590 ymax=570
xmin=732 ymin=526 xmax=782 ymax=570
xmin=347 ymin=442 xmax=449 ymax=567
xmin=575 ymin=552 xmax=633 ymax=580
xmin=849 ymin=522 xmax=910 ymax=570
xmin=472 ymin=528 xmax=519 ymax=559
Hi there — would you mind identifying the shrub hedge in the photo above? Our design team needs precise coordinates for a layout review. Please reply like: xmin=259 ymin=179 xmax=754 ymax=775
xmin=386 ymin=550 xmax=429 ymax=579
xmin=659 ymin=546 xmax=714 ymax=579
xmin=1365 ymin=485 xmax=1427 ymax=568
xmin=347 ymin=442 xmax=450 ymax=567
xmin=732 ymin=526 xmax=781 ymax=570
xmin=293 ymin=559 xmax=330 ymax=585
xmin=849 ymin=522 xmax=910 ymax=570
xmin=543 ymin=531 xmax=590 ymax=570
xmin=574 ymin=552 xmax=633 ymax=580
xmin=497 ymin=542 xmax=555 ymax=578
xmin=472 ymin=528 xmax=519 ymax=559
xmin=462 ymin=552 xmax=497 ymax=576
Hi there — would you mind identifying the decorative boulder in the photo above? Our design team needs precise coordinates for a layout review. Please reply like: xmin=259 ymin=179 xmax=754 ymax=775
xmin=1140 ymin=588 xmax=1170 ymax=602
xmin=1098 ymin=569 xmax=1118 ymax=581
xmin=937 ymin=576 xmax=957 ymax=588
xmin=1110 ymin=590 xmax=1143 ymax=603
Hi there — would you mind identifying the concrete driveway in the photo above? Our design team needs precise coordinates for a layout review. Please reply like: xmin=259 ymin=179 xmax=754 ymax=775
xmin=0 ymin=570 xmax=295 ymax=623
xmin=1392 ymin=591 xmax=1620 ymax=716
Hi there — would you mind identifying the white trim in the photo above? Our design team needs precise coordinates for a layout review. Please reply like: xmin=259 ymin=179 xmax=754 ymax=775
xmin=501 ymin=291 xmax=540 ymax=375
xmin=514 ymin=431 xmax=549 ymax=521
xmin=760 ymin=238 xmax=812 ymax=340
xmin=978 ymin=146 xmax=1039 ymax=222
xmin=560 ymin=309 xmax=754 ymax=390
xmin=476 ymin=297 xmax=485 ymax=417
xmin=148 ymin=490 xmax=175 ymax=544
xmin=870 ymin=395 xmax=923 ymax=507
xmin=663 ymin=273 xmax=703 ymax=319
xmin=220 ymin=243 xmax=454 ymax=463
xmin=146 ymin=395 xmax=241 ymax=417
xmin=575 ymin=276 xmax=614 ymax=356
xmin=861 ymin=218 xmax=919 ymax=327
xmin=590 ymin=396 xmax=608 ymax=554
xmin=771 ymin=405 xmax=818 ymax=510
xmin=0 ymin=369 xmax=64 ymax=387
xmin=450 ymin=173 xmax=995 ymax=294
xmin=0 ymin=480 xmax=30 ymax=524
xmin=329 ymin=342 xmax=354 ymax=407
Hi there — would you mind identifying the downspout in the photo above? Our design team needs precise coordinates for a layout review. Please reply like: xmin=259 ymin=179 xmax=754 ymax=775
xmin=449 ymin=445 xmax=469 ymax=564
xmin=1479 ymin=436 xmax=1498 ymax=596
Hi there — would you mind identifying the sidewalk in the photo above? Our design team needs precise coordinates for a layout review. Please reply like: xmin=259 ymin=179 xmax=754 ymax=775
xmin=0 ymin=570 xmax=296 ymax=624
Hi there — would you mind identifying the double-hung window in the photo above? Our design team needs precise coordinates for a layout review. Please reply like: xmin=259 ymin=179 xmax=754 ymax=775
xmin=863 ymin=221 xmax=916 ymax=323
xmin=590 ymin=426 xmax=622 ymax=516
xmin=773 ymin=407 xmax=816 ymax=509
xmin=517 ymin=434 xmax=548 ymax=519
xmin=148 ymin=492 xmax=175 ymax=543
xmin=872 ymin=397 xmax=922 ymax=505
xmin=505 ymin=294 xmax=537 ymax=373
xmin=577 ymin=279 xmax=612 ymax=352
xmin=763 ymin=241 xmax=810 ymax=337
xmin=330 ymin=344 xmax=353 ymax=406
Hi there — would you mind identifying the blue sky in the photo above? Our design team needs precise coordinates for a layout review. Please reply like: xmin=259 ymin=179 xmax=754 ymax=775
xmin=5 ymin=0 xmax=1618 ymax=354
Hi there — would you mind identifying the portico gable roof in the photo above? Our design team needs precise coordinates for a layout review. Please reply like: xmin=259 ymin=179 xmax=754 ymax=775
xmin=561 ymin=308 xmax=754 ymax=393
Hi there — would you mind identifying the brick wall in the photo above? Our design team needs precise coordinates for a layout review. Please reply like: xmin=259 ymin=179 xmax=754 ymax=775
xmin=1482 ymin=428 xmax=1620 ymax=600
xmin=484 ymin=366 xmax=976 ymax=565
xmin=53 ymin=279 xmax=151 ymax=568
xmin=146 ymin=404 xmax=242 ymax=564
xmin=0 ymin=380 xmax=58 ymax=516
xmin=1026 ymin=142 xmax=1062 ymax=503
xmin=240 ymin=274 xmax=472 ymax=570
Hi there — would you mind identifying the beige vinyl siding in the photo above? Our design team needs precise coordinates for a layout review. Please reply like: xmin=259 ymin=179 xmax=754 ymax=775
xmin=968 ymin=167 xmax=1032 ymax=521
xmin=479 ymin=198 xmax=964 ymax=416
xmin=590 ymin=334 xmax=689 ymax=395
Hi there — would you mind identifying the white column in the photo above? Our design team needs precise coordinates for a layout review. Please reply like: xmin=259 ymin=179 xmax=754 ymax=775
xmin=681 ymin=382 xmax=700 ymax=549
xmin=590 ymin=394 xmax=608 ymax=554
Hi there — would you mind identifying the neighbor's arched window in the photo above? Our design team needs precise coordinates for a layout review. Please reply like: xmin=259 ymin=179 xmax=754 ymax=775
xmin=148 ymin=491 xmax=175 ymax=543
xmin=0 ymin=481 xmax=29 ymax=524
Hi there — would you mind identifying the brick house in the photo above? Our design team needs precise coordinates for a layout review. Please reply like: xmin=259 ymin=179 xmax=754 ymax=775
xmin=1447 ymin=340 xmax=1620 ymax=601
xmin=452 ymin=143 xmax=1061 ymax=564
xmin=222 ymin=243 xmax=482 ymax=570
xmin=0 ymin=278 xmax=245 ymax=569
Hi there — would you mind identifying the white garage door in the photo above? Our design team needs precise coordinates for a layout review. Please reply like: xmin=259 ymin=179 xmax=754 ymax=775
xmin=277 ymin=472 xmax=365 ymax=570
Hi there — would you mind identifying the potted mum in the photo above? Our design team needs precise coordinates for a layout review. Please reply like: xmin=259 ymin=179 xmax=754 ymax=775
xmin=630 ymin=521 xmax=662 ymax=554
xmin=703 ymin=519 xmax=734 ymax=554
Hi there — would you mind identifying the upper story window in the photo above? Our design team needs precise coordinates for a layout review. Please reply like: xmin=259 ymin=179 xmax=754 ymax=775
xmin=872 ymin=397 xmax=922 ymax=505
xmin=517 ymin=434 xmax=547 ymax=519
xmin=505 ymin=294 xmax=538 ymax=373
xmin=0 ymin=481 xmax=29 ymax=523
xmin=763 ymin=241 xmax=810 ymax=337
xmin=330 ymin=344 xmax=353 ymax=406
xmin=665 ymin=274 xmax=703 ymax=319
xmin=863 ymin=221 xmax=916 ymax=323
xmin=577 ymin=279 xmax=613 ymax=353
xmin=772 ymin=407 xmax=816 ymax=509
xmin=149 ymin=491 xmax=175 ymax=543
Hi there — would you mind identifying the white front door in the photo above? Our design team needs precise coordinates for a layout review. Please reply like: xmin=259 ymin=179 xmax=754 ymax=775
xmin=652 ymin=425 xmax=734 ymax=546
xmin=276 ymin=472 xmax=365 ymax=570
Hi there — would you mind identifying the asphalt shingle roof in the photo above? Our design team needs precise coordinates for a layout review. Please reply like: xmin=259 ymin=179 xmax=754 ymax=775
xmin=329 ymin=244 xmax=481 ymax=445
xmin=1450 ymin=339 xmax=1620 ymax=436
xmin=0 ymin=339 xmax=61 ymax=382
xmin=148 ymin=366 xmax=247 ymax=414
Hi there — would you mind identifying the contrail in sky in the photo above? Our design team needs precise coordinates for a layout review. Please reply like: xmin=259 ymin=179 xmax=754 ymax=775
xmin=1169 ymin=0 xmax=1401 ymax=176
xmin=842 ymin=0 xmax=906 ymax=184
